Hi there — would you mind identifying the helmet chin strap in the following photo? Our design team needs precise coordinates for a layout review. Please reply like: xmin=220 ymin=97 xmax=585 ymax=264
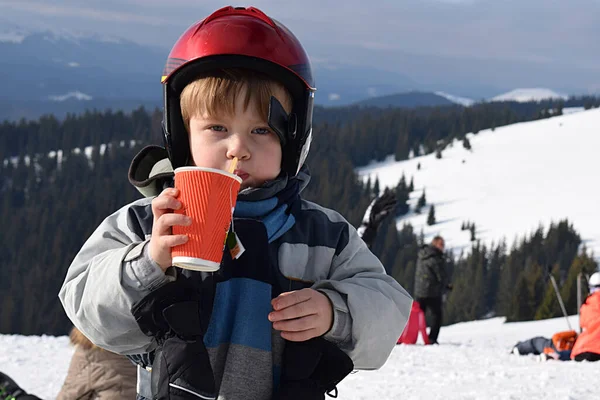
xmin=268 ymin=96 xmax=297 ymax=147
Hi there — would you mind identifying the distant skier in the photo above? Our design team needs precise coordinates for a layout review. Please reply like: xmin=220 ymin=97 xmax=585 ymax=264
xmin=511 ymin=330 xmax=576 ymax=361
xmin=414 ymin=236 xmax=452 ymax=344
xmin=511 ymin=272 xmax=600 ymax=362
xmin=570 ymin=272 xmax=600 ymax=361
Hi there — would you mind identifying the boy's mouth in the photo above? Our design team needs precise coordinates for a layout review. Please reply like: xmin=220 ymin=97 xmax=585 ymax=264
xmin=234 ymin=169 xmax=250 ymax=181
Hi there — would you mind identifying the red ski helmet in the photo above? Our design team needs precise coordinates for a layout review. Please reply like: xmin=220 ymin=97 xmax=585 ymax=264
xmin=161 ymin=6 xmax=316 ymax=175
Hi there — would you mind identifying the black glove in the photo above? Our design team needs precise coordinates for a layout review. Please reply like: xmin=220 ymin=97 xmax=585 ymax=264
xmin=368 ymin=189 xmax=397 ymax=228
xmin=131 ymin=276 xmax=216 ymax=400
xmin=276 ymin=338 xmax=354 ymax=400
xmin=359 ymin=189 xmax=398 ymax=249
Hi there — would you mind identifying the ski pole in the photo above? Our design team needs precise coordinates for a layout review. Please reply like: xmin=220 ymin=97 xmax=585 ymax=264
xmin=577 ymin=272 xmax=583 ymax=333
xmin=549 ymin=273 xmax=572 ymax=331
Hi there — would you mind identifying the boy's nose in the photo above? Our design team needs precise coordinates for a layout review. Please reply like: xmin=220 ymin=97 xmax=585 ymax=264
xmin=226 ymin=134 xmax=251 ymax=161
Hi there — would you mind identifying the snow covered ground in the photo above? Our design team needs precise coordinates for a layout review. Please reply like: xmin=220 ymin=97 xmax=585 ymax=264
xmin=0 ymin=315 xmax=594 ymax=399
xmin=357 ymin=108 xmax=600 ymax=259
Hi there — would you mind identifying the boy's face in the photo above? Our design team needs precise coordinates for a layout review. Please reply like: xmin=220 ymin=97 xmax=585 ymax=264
xmin=188 ymin=88 xmax=283 ymax=190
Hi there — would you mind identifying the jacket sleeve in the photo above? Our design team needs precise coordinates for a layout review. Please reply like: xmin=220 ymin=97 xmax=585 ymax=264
xmin=59 ymin=198 xmax=174 ymax=355
xmin=312 ymin=222 xmax=412 ymax=370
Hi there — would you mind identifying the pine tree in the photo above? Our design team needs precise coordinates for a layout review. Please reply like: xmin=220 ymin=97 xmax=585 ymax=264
xmin=462 ymin=137 xmax=472 ymax=151
xmin=395 ymin=176 xmax=410 ymax=216
xmin=435 ymin=148 xmax=442 ymax=159
xmin=470 ymin=244 xmax=488 ymax=319
xmin=555 ymin=101 xmax=564 ymax=116
xmin=485 ymin=243 xmax=505 ymax=313
xmin=508 ymin=274 xmax=534 ymax=322
xmin=417 ymin=162 xmax=421 ymax=170
xmin=409 ymin=176 xmax=414 ymax=192
xmin=534 ymin=266 xmax=563 ymax=320
xmin=427 ymin=205 xmax=436 ymax=225
xmin=398 ymin=173 xmax=407 ymax=190
xmin=525 ymin=264 xmax=546 ymax=316
xmin=470 ymin=224 xmax=476 ymax=241
xmin=417 ymin=190 xmax=426 ymax=209
xmin=415 ymin=190 xmax=426 ymax=214
xmin=1 ymin=95 xmax=596 ymax=335
xmin=561 ymin=250 xmax=598 ymax=314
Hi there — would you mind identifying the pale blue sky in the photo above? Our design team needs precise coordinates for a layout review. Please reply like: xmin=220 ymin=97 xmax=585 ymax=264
xmin=2 ymin=0 xmax=599 ymax=94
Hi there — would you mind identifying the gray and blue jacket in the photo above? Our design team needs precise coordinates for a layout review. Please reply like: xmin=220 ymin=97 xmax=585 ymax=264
xmin=59 ymin=147 xmax=412 ymax=399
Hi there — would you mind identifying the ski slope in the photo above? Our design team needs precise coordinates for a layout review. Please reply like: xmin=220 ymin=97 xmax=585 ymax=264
xmin=0 ymin=315 xmax=594 ymax=399
xmin=357 ymin=108 xmax=600 ymax=259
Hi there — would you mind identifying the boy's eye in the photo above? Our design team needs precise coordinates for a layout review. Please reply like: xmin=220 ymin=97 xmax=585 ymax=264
xmin=209 ymin=125 xmax=226 ymax=132
xmin=252 ymin=127 xmax=272 ymax=135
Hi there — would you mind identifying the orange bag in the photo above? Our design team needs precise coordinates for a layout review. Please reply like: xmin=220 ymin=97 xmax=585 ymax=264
xmin=551 ymin=330 xmax=578 ymax=351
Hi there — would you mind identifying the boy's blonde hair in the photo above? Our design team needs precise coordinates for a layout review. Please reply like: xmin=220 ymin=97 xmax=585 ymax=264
xmin=180 ymin=68 xmax=293 ymax=133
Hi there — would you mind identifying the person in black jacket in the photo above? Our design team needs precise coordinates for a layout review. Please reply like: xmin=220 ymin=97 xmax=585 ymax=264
xmin=414 ymin=236 xmax=451 ymax=344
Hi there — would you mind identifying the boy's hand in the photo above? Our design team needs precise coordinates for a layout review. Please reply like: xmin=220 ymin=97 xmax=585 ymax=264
xmin=148 ymin=188 xmax=191 ymax=272
xmin=269 ymin=288 xmax=333 ymax=341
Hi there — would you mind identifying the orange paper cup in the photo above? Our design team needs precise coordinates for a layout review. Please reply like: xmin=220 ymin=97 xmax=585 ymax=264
xmin=172 ymin=166 xmax=242 ymax=271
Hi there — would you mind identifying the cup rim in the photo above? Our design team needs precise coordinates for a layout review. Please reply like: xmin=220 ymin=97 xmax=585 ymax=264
xmin=172 ymin=256 xmax=220 ymax=272
xmin=174 ymin=166 xmax=242 ymax=183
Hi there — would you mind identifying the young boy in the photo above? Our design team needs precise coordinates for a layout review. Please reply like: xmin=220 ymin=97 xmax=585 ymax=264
xmin=60 ymin=6 xmax=411 ymax=400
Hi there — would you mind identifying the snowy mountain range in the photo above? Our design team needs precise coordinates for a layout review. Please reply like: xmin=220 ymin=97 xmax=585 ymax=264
xmin=0 ymin=27 xmax=164 ymax=100
xmin=1 ymin=315 xmax=594 ymax=400
xmin=357 ymin=88 xmax=574 ymax=109
xmin=435 ymin=91 xmax=476 ymax=106
xmin=353 ymin=91 xmax=456 ymax=108
xmin=357 ymin=107 xmax=599 ymax=259
xmin=1 ymin=25 xmax=422 ymax=118
xmin=490 ymin=88 xmax=568 ymax=103
xmin=0 ymin=22 xmax=585 ymax=120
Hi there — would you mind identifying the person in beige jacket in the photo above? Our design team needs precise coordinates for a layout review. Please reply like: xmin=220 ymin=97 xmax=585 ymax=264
xmin=56 ymin=327 xmax=137 ymax=399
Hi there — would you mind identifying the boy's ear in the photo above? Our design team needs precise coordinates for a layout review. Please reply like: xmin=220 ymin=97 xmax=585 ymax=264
xmin=268 ymin=96 xmax=296 ymax=146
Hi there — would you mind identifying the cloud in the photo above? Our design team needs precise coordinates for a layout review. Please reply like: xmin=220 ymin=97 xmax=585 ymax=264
xmin=426 ymin=0 xmax=478 ymax=4
xmin=328 ymin=93 xmax=341 ymax=101
xmin=1 ymin=0 xmax=598 ymax=94
xmin=0 ymin=1 xmax=167 ymax=25
xmin=3 ymin=0 xmax=599 ymax=66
